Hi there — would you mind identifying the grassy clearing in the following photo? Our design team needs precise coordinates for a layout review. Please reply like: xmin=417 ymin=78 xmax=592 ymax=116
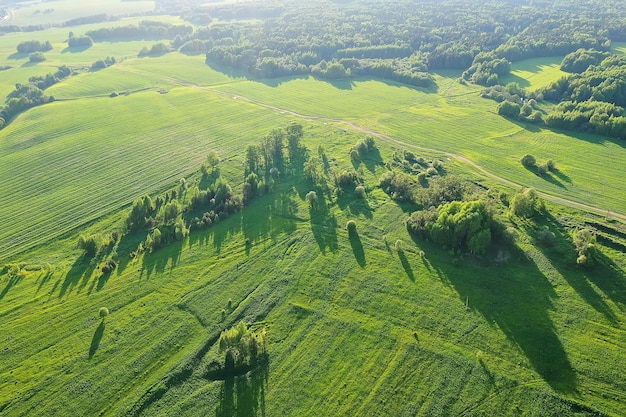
xmin=1 ymin=134 xmax=625 ymax=416
xmin=501 ymin=56 xmax=567 ymax=91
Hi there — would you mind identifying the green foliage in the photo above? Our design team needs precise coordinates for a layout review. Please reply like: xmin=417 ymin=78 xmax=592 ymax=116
xmin=560 ymin=48 xmax=610 ymax=73
xmin=520 ymin=154 xmax=536 ymax=168
xmin=346 ymin=220 xmax=357 ymax=234
xmin=379 ymin=171 xmax=414 ymax=202
xmin=497 ymin=100 xmax=521 ymax=119
xmin=572 ymin=228 xmax=596 ymax=266
xmin=17 ymin=40 xmax=53 ymax=53
xmin=354 ymin=185 xmax=366 ymax=199
xmin=68 ymin=34 xmax=94 ymax=48
xmin=28 ymin=52 xmax=46 ymax=63
xmin=305 ymin=190 xmax=318 ymax=208
xmin=101 ymin=259 xmax=117 ymax=274
xmin=98 ymin=307 xmax=109 ymax=319
xmin=218 ymin=322 xmax=267 ymax=372
xmin=138 ymin=42 xmax=172 ymax=57
xmin=77 ymin=234 xmax=104 ymax=257
xmin=429 ymin=200 xmax=492 ymax=254
xmin=510 ymin=188 xmax=544 ymax=218
xmin=243 ymin=172 xmax=259 ymax=204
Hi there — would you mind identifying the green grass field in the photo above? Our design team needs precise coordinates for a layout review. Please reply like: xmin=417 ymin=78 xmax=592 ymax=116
xmin=1 ymin=15 xmax=626 ymax=417
xmin=1 ymin=137 xmax=625 ymax=416
xmin=501 ymin=56 xmax=568 ymax=91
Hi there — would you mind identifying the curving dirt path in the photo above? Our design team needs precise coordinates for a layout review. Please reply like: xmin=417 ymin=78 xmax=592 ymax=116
xmin=117 ymin=70 xmax=626 ymax=224
xmin=204 ymin=87 xmax=626 ymax=224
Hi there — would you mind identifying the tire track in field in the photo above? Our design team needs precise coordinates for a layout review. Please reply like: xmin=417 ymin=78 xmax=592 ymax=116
xmin=181 ymin=83 xmax=626 ymax=224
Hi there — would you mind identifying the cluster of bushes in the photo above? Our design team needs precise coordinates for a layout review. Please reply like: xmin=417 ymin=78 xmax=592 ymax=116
xmin=406 ymin=200 xmax=493 ymax=254
xmin=350 ymin=136 xmax=377 ymax=161
xmin=544 ymin=101 xmax=626 ymax=139
xmin=0 ymin=65 xmax=72 ymax=129
xmin=101 ymin=259 xmax=117 ymax=274
xmin=67 ymin=33 xmax=93 ymax=48
xmin=379 ymin=171 xmax=414 ymax=202
xmin=28 ymin=52 xmax=46 ymax=63
xmin=218 ymin=322 xmax=267 ymax=374
xmin=91 ymin=56 xmax=116 ymax=70
xmin=462 ymin=53 xmax=511 ymax=86
xmin=509 ymin=188 xmax=545 ymax=218
xmin=520 ymin=154 xmax=557 ymax=176
xmin=572 ymin=228 xmax=597 ymax=266
xmin=138 ymin=42 xmax=172 ymax=57
xmin=16 ymin=40 xmax=52 ymax=54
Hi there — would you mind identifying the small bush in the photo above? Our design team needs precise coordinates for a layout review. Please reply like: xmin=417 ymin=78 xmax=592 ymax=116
xmin=346 ymin=220 xmax=357 ymax=234
xmin=537 ymin=226 xmax=555 ymax=246
xmin=305 ymin=190 xmax=318 ymax=207
xmin=426 ymin=167 xmax=438 ymax=176
xmin=354 ymin=185 xmax=366 ymax=199
xmin=546 ymin=159 xmax=556 ymax=171
xmin=101 ymin=259 xmax=117 ymax=274
xmin=99 ymin=307 xmax=109 ymax=319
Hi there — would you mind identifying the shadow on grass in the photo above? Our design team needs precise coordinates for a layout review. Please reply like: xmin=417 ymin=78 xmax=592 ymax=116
xmin=351 ymin=148 xmax=384 ymax=174
xmin=309 ymin=191 xmax=338 ymax=254
xmin=348 ymin=231 xmax=366 ymax=267
xmin=524 ymin=214 xmax=619 ymax=323
xmin=204 ymin=60 xmax=439 ymax=92
xmin=59 ymin=255 xmax=97 ymax=298
xmin=215 ymin=355 xmax=269 ymax=417
xmin=523 ymin=166 xmax=565 ymax=189
xmin=336 ymin=187 xmax=373 ymax=219
xmin=397 ymin=249 xmax=415 ymax=281
xmin=60 ymin=45 xmax=92 ymax=54
xmin=140 ymin=239 xmax=184 ymax=280
xmin=35 ymin=269 xmax=54 ymax=294
xmin=0 ymin=274 xmax=23 ymax=301
xmin=89 ymin=321 xmax=105 ymax=358
xmin=552 ymin=169 xmax=572 ymax=185
xmin=417 ymin=237 xmax=577 ymax=393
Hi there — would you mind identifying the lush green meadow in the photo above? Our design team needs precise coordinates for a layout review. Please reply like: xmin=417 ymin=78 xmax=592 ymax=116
xmin=1 ymin=12 xmax=626 ymax=417
xmin=1 ymin=131 xmax=625 ymax=415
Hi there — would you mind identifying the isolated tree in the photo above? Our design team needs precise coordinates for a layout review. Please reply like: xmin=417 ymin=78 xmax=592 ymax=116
xmin=99 ymin=307 xmax=109 ymax=320
xmin=520 ymin=154 xmax=536 ymax=168
xmin=346 ymin=220 xmax=357 ymax=235
xmin=573 ymin=228 xmax=596 ymax=266
xmin=306 ymin=190 xmax=318 ymax=208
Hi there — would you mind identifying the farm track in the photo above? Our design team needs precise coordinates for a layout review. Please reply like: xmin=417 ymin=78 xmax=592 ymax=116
xmin=176 ymin=81 xmax=626 ymax=225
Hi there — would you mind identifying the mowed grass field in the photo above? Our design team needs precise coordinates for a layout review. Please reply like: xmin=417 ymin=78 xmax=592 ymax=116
xmin=2 ymin=46 xmax=626 ymax=259
xmin=1 ymin=19 xmax=626 ymax=417
xmin=1 ymin=136 xmax=625 ymax=416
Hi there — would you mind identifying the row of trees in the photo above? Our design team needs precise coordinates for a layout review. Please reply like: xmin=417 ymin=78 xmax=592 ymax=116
xmin=16 ymin=40 xmax=52 ymax=53
xmin=0 ymin=65 xmax=72 ymax=129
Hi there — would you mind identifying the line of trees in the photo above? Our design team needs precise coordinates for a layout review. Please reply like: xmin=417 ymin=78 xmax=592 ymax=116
xmin=16 ymin=40 xmax=52 ymax=53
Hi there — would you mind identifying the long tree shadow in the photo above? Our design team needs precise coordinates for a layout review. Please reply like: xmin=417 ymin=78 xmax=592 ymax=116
xmin=241 ymin=189 xmax=298 ymax=247
xmin=88 ymin=321 xmax=105 ymax=358
xmin=215 ymin=356 xmax=269 ymax=417
xmin=348 ymin=230 xmax=366 ymax=267
xmin=140 ymin=238 xmax=184 ymax=280
xmin=336 ymin=186 xmax=373 ymax=219
xmin=309 ymin=191 xmax=338 ymax=254
xmin=59 ymin=255 xmax=97 ymax=298
xmin=525 ymin=214 xmax=619 ymax=323
xmin=397 ymin=248 xmax=415 ymax=281
xmin=0 ymin=273 xmax=23 ymax=301
xmin=420 ymin=239 xmax=577 ymax=393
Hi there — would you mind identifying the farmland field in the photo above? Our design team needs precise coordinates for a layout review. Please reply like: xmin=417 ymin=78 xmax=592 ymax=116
xmin=1 ymin=2 xmax=626 ymax=417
